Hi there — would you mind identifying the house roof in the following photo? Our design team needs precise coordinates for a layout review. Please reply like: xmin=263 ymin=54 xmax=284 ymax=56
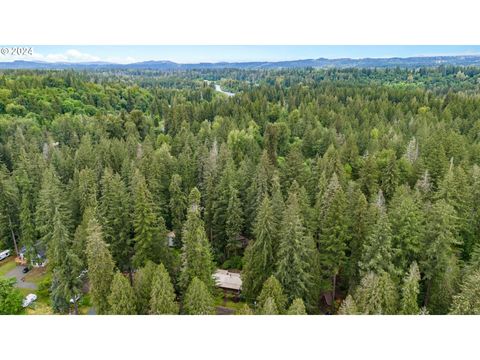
xmin=213 ymin=269 xmax=242 ymax=291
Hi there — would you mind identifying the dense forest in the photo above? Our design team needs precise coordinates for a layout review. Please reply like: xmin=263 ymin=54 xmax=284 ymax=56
xmin=0 ymin=66 xmax=480 ymax=315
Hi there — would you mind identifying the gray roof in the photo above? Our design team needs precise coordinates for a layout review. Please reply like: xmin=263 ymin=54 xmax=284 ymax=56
xmin=213 ymin=269 xmax=242 ymax=291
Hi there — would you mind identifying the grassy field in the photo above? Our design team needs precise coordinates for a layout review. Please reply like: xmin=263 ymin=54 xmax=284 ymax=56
xmin=0 ymin=257 xmax=16 ymax=277
xmin=23 ymin=267 xmax=49 ymax=285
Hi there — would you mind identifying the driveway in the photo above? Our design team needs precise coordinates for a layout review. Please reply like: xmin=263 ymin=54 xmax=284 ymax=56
xmin=4 ymin=266 xmax=38 ymax=289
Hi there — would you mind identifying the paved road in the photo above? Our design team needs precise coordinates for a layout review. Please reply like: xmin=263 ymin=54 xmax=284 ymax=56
xmin=5 ymin=266 xmax=38 ymax=289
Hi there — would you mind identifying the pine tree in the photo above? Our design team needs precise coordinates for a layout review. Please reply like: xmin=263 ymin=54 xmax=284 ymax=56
xmin=389 ymin=186 xmax=424 ymax=272
xmin=150 ymin=263 xmax=179 ymax=314
xmin=225 ymin=186 xmax=244 ymax=257
xmin=246 ymin=150 xmax=273 ymax=234
xmin=183 ymin=277 xmax=215 ymax=315
xmin=236 ymin=303 xmax=254 ymax=315
xmin=355 ymin=271 xmax=398 ymax=315
xmin=436 ymin=163 xmax=472 ymax=256
xmin=242 ymin=196 xmax=275 ymax=301
xmin=270 ymin=173 xmax=284 ymax=255
xmin=359 ymin=154 xmax=378 ymax=200
xmin=132 ymin=170 xmax=168 ymax=268
xmin=169 ymin=174 xmax=187 ymax=246
xmin=86 ymin=217 xmax=115 ymax=315
xmin=275 ymin=189 xmax=314 ymax=303
xmin=287 ymin=298 xmax=307 ymax=315
xmin=345 ymin=184 xmax=370 ymax=287
xmin=422 ymin=199 xmax=461 ymax=313
xmin=212 ymin=157 xmax=237 ymax=256
xmin=179 ymin=188 xmax=215 ymax=293
xmin=109 ymin=272 xmax=137 ymax=315
xmin=100 ymin=169 xmax=132 ymax=272
xmin=257 ymin=276 xmax=287 ymax=314
xmin=400 ymin=262 xmax=421 ymax=315
xmin=377 ymin=150 xmax=398 ymax=202
xmin=316 ymin=173 xmax=348 ymax=301
xmin=0 ymin=166 xmax=20 ymax=256
xmin=281 ymin=145 xmax=306 ymax=192
xmin=133 ymin=261 xmax=157 ymax=314
xmin=35 ymin=167 xmax=68 ymax=252
xmin=450 ymin=270 xmax=480 ymax=315
xmin=259 ymin=297 xmax=279 ymax=315
xmin=49 ymin=208 xmax=83 ymax=314
xmin=19 ymin=193 xmax=36 ymax=264
xmin=359 ymin=202 xmax=394 ymax=277
xmin=142 ymin=144 xmax=173 ymax=224
xmin=338 ymin=295 xmax=359 ymax=315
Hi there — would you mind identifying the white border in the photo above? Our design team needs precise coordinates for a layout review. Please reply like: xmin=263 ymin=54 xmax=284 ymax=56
xmin=1 ymin=0 xmax=479 ymax=358
xmin=1 ymin=0 xmax=480 ymax=44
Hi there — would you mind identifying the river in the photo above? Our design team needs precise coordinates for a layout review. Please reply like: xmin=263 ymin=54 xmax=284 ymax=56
xmin=214 ymin=84 xmax=235 ymax=97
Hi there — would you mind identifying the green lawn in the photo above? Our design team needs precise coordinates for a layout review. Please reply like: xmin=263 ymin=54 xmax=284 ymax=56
xmin=214 ymin=293 xmax=246 ymax=313
xmin=0 ymin=257 xmax=16 ymax=277
xmin=23 ymin=267 xmax=50 ymax=285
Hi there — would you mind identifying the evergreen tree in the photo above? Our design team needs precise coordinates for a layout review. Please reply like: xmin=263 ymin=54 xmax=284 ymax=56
xmin=236 ymin=303 xmax=254 ymax=315
xmin=275 ymin=190 xmax=314 ymax=304
xmin=355 ymin=271 xmax=398 ymax=315
xmin=246 ymin=150 xmax=273 ymax=234
xmin=359 ymin=203 xmax=394 ymax=277
xmin=242 ymin=196 xmax=275 ymax=301
xmin=0 ymin=165 xmax=20 ymax=255
xmin=338 ymin=295 xmax=359 ymax=315
xmin=450 ymin=270 xmax=480 ymax=315
xmin=150 ymin=263 xmax=179 ymax=315
xmin=345 ymin=184 xmax=370 ymax=287
xmin=287 ymin=298 xmax=307 ymax=315
xmin=19 ymin=193 xmax=36 ymax=264
xmin=270 ymin=173 xmax=284 ymax=254
xmin=259 ymin=297 xmax=279 ymax=315
xmin=422 ymin=199 xmax=461 ymax=313
xmin=212 ymin=157 xmax=237 ymax=256
xmin=35 ymin=167 xmax=68 ymax=252
xmin=257 ymin=276 xmax=287 ymax=314
xmin=183 ymin=277 xmax=215 ymax=315
xmin=316 ymin=173 xmax=348 ymax=302
xmin=225 ymin=186 xmax=244 ymax=257
xmin=169 ymin=174 xmax=187 ymax=246
xmin=100 ymin=169 xmax=132 ymax=272
xmin=389 ymin=186 xmax=424 ymax=272
xmin=109 ymin=272 xmax=137 ymax=315
xmin=86 ymin=217 xmax=115 ymax=315
xmin=133 ymin=261 xmax=157 ymax=314
xmin=132 ymin=170 xmax=168 ymax=267
xmin=400 ymin=262 xmax=421 ymax=315
xmin=179 ymin=188 xmax=215 ymax=293
xmin=49 ymin=208 xmax=83 ymax=314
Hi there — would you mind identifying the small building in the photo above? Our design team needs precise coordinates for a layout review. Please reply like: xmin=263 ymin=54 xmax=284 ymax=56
xmin=18 ymin=246 xmax=47 ymax=268
xmin=213 ymin=269 xmax=242 ymax=293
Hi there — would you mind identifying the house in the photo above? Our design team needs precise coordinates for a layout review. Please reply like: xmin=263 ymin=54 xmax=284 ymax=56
xmin=18 ymin=246 xmax=47 ymax=268
xmin=213 ymin=269 xmax=242 ymax=292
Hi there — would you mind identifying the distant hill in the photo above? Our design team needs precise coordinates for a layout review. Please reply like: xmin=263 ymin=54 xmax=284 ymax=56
xmin=2 ymin=55 xmax=480 ymax=70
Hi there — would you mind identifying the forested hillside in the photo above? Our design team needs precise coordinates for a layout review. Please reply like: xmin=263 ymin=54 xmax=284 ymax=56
xmin=1 ymin=67 xmax=480 ymax=314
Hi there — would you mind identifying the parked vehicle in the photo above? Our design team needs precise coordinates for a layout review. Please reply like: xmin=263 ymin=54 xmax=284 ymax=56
xmin=0 ymin=249 xmax=10 ymax=261
xmin=22 ymin=293 xmax=37 ymax=308
xmin=22 ymin=267 xmax=30 ymax=274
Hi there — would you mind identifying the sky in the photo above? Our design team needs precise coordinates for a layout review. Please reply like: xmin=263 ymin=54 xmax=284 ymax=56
xmin=2 ymin=45 xmax=480 ymax=64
